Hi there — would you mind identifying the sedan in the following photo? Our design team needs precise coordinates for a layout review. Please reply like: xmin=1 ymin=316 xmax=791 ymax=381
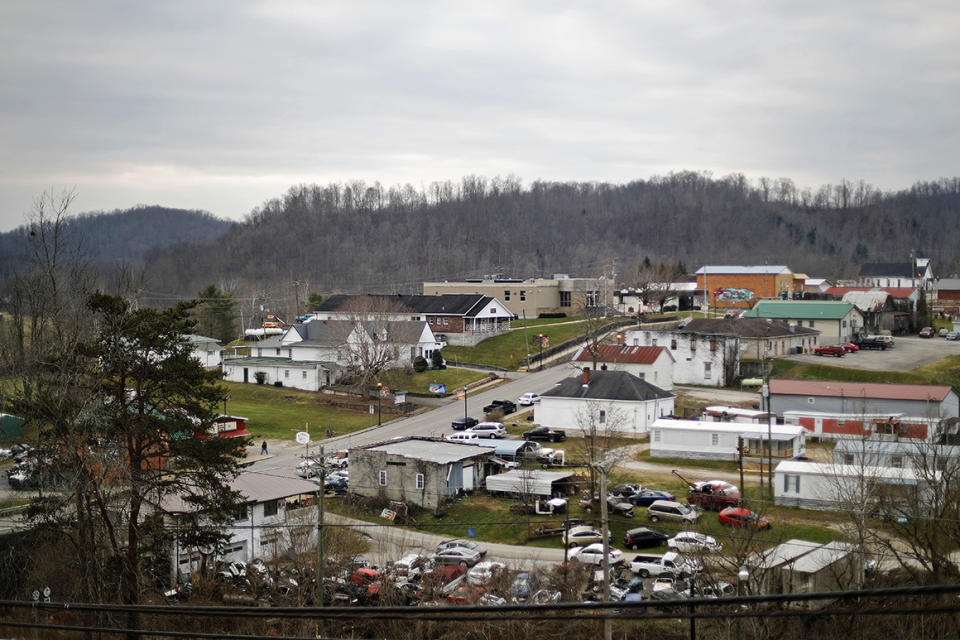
xmin=567 ymin=543 xmax=624 ymax=566
xmin=718 ymin=507 xmax=771 ymax=530
xmin=948 ymin=332 xmax=960 ymax=341
xmin=435 ymin=547 xmax=482 ymax=567
xmin=627 ymin=489 xmax=676 ymax=507
xmin=517 ymin=393 xmax=541 ymax=406
xmin=839 ymin=342 xmax=860 ymax=352
xmin=814 ymin=345 xmax=845 ymax=357
xmin=451 ymin=416 xmax=479 ymax=431
xmin=666 ymin=531 xmax=722 ymax=553
xmin=436 ymin=539 xmax=488 ymax=557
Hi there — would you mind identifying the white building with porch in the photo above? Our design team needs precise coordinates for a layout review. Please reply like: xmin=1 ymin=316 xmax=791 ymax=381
xmin=649 ymin=418 xmax=806 ymax=462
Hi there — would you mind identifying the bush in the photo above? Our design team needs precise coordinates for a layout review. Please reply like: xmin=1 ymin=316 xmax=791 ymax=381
xmin=254 ymin=371 xmax=267 ymax=385
xmin=431 ymin=349 xmax=445 ymax=369
xmin=538 ymin=312 xmax=567 ymax=319
xmin=412 ymin=356 xmax=428 ymax=373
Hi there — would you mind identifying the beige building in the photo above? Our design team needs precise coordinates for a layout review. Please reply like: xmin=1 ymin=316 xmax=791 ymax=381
xmin=423 ymin=274 xmax=614 ymax=318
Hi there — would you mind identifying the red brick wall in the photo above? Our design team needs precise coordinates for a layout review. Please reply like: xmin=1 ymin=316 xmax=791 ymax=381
xmin=696 ymin=274 xmax=777 ymax=308
xmin=427 ymin=315 xmax=464 ymax=333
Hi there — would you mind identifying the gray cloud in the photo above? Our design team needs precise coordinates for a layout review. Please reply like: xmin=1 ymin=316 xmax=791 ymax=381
xmin=0 ymin=1 xmax=957 ymax=229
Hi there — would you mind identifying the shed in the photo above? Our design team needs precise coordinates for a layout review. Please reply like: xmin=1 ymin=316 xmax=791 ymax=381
xmin=491 ymin=440 xmax=538 ymax=459
xmin=747 ymin=539 xmax=862 ymax=601
xmin=485 ymin=469 xmax=576 ymax=498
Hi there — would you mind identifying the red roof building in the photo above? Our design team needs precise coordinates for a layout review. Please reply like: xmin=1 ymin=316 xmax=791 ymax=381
xmin=768 ymin=379 xmax=958 ymax=423
xmin=572 ymin=345 xmax=675 ymax=390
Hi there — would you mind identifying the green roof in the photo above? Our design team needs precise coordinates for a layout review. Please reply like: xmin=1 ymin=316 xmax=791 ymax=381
xmin=742 ymin=300 xmax=855 ymax=320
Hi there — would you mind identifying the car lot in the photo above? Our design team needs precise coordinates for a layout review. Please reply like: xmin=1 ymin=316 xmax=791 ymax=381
xmin=785 ymin=336 xmax=960 ymax=371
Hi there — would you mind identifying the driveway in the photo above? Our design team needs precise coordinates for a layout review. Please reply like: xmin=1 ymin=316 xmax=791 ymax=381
xmin=783 ymin=335 xmax=960 ymax=371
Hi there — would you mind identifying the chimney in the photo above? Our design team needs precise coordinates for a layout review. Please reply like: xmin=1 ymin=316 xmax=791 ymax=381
xmin=582 ymin=367 xmax=590 ymax=387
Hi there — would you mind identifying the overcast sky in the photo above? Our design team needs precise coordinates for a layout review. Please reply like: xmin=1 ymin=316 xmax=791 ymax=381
xmin=1 ymin=1 xmax=958 ymax=231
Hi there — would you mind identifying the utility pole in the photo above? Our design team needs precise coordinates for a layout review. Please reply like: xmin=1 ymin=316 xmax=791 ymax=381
xmin=598 ymin=465 xmax=612 ymax=640
xmin=738 ymin=436 xmax=745 ymax=507
xmin=316 ymin=445 xmax=325 ymax=638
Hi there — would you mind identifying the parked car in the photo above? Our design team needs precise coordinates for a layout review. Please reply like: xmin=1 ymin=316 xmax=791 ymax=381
xmin=451 ymin=416 xmax=479 ymax=431
xmin=629 ymin=550 xmax=701 ymax=578
xmin=445 ymin=432 xmax=480 ymax=443
xmin=389 ymin=553 xmax=435 ymax=580
xmin=853 ymin=336 xmax=888 ymax=350
xmin=610 ymin=483 xmax=644 ymax=499
xmin=436 ymin=539 xmax=488 ymax=557
xmin=814 ymin=344 xmax=846 ymax=357
xmin=434 ymin=546 xmax=482 ymax=567
xmin=564 ymin=525 xmax=611 ymax=548
xmin=839 ymin=342 xmax=860 ymax=352
xmin=522 ymin=426 xmax=566 ymax=442
xmin=517 ymin=393 xmax=541 ymax=406
xmin=623 ymin=527 xmax=670 ymax=550
xmin=627 ymin=489 xmax=676 ymax=507
xmin=666 ymin=531 xmax=722 ymax=553
xmin=465 ymin=561 xmax=506 ymax=585
xmin=948 ymin=331 xmax=960 ymax=341
xmin=467 ymin=422 xmax=506 ymax=438
xmin=580 ymin=494 xmax=635 ymax=518
xmin=567 ymin=543 xmax=624 ymax=566
xmin=919 ymin=327 xmax=935 ymax=338
xmin=295 ymin=458 xmax=322 ymax=478
xmin=939 ymin=328 xmax=950 ymax=337
xmin=647 ymin=500 xmax=701 ymax=524
xmin=483 ymin=400 xmax=517 ymax=415
xmin=718 ymin=506 xmax=771 ymax=530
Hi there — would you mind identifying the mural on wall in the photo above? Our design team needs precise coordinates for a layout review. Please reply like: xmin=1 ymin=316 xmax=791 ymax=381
xmin=714 ymin=288 xmax=755 ymax=302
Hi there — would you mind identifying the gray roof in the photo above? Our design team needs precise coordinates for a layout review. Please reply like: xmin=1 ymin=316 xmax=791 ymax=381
xmin=493 ymin=440 xmax=534 ymax=456
xmin=160 ymin=471 xmax=319 ymax=514
xmin=222 ymin=356 xmax=341 ymax=369
xmin=938 ymin=278 xmax=960 ymax=291
xmin=359 ymin=438 xmax=496 ymax=464
xmin=859 ymin=262 xmax=916 ymax=277
xmin=833 ymin=439 xmax=960 ymax=458
xmin=315 ymin=294 xmax=502 ymax=317
xmin=681 ymin=318 xmax=819 ymax=339
xmin=696 ymin=265 xmax=790 ymax=275
xmin=788 ymin=541 xmax=856 ymax=574
xmin=541 ymin=370 xmax=674 ymax=402
xmin=747 ymin=539 xmax=818 ymax=569
xmin=486 ymin=469 xmax=575 ymax=483
xmin=183 ymin=334 xmax=221 ymax=346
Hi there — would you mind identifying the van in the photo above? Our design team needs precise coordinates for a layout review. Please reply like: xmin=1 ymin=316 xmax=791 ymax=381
xmin=647 ymin=500 xmax=701 ymax=524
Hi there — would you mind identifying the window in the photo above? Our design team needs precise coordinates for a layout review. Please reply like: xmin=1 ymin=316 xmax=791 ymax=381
xmin=891 ymin=455 xmax=903 ymax=468
xmin=670 ymin=339 xmax=677 ymax=350
xmin=416 ymin=473 xmax=425 ymax=490
xmin=560 ymin=291 xmax=571 ymax=307
xmin=302 ymin=371 xmax=307 ymax=379
xmin=520 ymin=290 xmax=526 ymax=301
xmin=639 ymin=372 xmax=646 ymax=379
xmin=275 ymin=348 xmax=281 ymax=355
xmin=428 ymin=317 xmax=434 ymax=324
xmin=234 ymin=505 xmax=248 ymax=522
xmin=263 ymin=500 xmax=279 ymax=517
xmin=704 ymin=362 xmax=712 ymax=379
xmin=797 ymin=320 xmax=803 ymax=327
xmin=710 ymin=340 xmax=717 ymax=352
xmin=842 ymin=320 xmax=847 ymax=328
xmin=843 ymin=454 xmax=854 ymax=465
xmin=443 ymin=318 xmax=449 ymax=326
xmin=651 ymin=338 xmax=657 ymax=346
xmin=378 ymin=470 xmax=387 ymax=486
xmin=653 ymin=429 xmax=661 ymax=442
xmin=809 ymin=320 xmax=815 ymax=328
xmin=504 ymin=290 xmax=511 ymax=301
xmin=585 ymin=290 xmax=599 ymax=307
xmin=599 ymin=410 xmax=606 ymax=424
xmin=711 ymin=433 xmax=719 ymax=446
xmin=690 ymin=340 xmax=696 ymax=353
xmin=783 ymin=475 xmax=800 ymax=493
xmin=284 ymin=369 xmax=290 ymax=379
xmin=807 ymin=397 xmax=816 ymax=404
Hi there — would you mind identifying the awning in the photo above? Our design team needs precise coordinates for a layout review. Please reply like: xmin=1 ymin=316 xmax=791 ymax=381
xmin=742 ymin=432 xmax=797 ymax=441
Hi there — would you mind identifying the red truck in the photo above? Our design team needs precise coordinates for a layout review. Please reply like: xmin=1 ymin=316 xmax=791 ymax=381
xmin=672 ymin=471 xmax=741 ymax=511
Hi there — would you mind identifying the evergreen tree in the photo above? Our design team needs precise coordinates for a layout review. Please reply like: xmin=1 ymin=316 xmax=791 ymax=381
xmin=196 ymin=284 xmax=237 ymax=342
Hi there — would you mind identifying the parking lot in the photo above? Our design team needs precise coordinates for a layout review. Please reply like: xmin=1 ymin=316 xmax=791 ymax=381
xmin=784 ymin=335 xmax=960 ymax=371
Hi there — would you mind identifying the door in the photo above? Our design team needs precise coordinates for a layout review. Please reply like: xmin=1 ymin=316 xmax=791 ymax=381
xmin=463 ymin=465 xmax=475 ymax=490
xmin=243 ymin=368 xmax=249 ymax=383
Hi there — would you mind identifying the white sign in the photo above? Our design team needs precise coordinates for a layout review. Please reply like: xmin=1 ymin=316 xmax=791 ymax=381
xmin=295 ymin=431 xmax=310 ymax=445
xmin=380 ymin=508 xmax=397 ymax=521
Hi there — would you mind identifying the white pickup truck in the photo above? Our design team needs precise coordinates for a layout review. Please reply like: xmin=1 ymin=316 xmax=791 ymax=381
xmin=628 ymin=551 xmax=701 ymax=579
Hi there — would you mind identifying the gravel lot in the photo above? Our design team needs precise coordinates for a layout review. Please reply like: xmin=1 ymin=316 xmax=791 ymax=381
xmin=784 ymin=335 xmax=960 ymax=371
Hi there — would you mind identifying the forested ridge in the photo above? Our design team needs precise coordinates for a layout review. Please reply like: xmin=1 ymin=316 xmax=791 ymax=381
xmin=141 ymin=172 xmax=960 ymax=301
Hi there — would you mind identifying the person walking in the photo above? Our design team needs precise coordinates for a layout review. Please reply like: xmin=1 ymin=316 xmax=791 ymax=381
xmin=261 ymin=440 xmax=268 ymax=455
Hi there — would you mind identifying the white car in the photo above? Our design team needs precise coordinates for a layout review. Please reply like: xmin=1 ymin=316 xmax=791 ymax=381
xmin=566 ymin=543 xmax=624 ymax=566
xmin=666 ymin=531 xmax=722 ymax=553
xmin=467 ymin=422 xmax=506 ymax=438
xmin=465 ymin=561 xmax=506 ymax=585
xmin=445 ymin=432 xmax=480 ymax=443
xmin=517 ymin=393 xmax=541 ymax=406
xmin=295 ymin=459 xmax=321 ymax=478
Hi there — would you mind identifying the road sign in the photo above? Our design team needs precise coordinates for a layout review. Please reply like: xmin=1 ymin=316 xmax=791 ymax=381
xmin=380 ymin=509 xmax=397 ymax=521
xmin=394 ymin=391 xmax=406 ymax=404
xmin=369 ymin=405 xmax=375 ymax=415
xmin=295 ymin=431 xmax=310 ymax=445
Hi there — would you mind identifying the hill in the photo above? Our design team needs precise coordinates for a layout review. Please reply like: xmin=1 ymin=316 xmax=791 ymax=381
xmin=0 ymin=205 xmax=233 ymax=271
xmin=140 ymin=173 xmax=960 ymax=303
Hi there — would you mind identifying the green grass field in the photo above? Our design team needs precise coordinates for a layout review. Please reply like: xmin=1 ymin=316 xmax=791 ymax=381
xmin=376 ymin=367 xmax=490 ymax=394
xmin=442 ymin=319 xmax=620 ymax=370
xmin=770 ymin=353 xmax=960 ymax=388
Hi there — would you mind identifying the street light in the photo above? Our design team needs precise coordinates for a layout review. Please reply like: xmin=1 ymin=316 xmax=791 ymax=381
xmin=376 ymin=382 xmax=383 ymax=426
xmin=736 ymin=565 xmax=749 ymax=640
xmin=537 ymin=334 xmax=545 ymax=371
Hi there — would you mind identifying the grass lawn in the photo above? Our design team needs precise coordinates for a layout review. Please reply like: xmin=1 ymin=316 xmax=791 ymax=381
xmin=634 ymin=451 xmax=741 ymax=473
xmin=222 ymin=381 xmax=376 ymax=441
xmin=770 ymin=353 xmax=960 ymax=388
xmin=375 ymin=367 xmax=490 ymax=395
xmin=442 ymin=318 xmax=620 ymax=370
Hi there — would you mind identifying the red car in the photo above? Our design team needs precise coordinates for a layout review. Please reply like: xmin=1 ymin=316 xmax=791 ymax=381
xmin=814 ymin=345 xmax=845 ymax=357
xmin=839 ymin=342 xmax=859 ymax=352
xmin=718 ymin=507 xmax=771 ymax=530
xmin=919 ymin=327 xmax=934 ymax=338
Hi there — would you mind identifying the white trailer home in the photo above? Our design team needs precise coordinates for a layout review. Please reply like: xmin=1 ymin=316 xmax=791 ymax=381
xmin=649 ymin=418 xmax=806 ymax=462
xmin=774 ymin=459 xmax=929 ymax=511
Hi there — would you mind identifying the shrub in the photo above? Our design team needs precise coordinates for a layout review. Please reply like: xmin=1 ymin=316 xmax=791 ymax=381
xmin=412 ymin=356 xmax=428 ymax=373
xmin=431 ymin=349 xmax=445 ymax=369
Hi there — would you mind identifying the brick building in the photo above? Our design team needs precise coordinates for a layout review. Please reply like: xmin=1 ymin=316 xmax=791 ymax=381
xmin=695 ymin=265 xmax=805 ymax=310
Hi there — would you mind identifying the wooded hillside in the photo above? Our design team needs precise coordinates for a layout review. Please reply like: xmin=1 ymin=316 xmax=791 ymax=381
xmin=141 ymin=173 xmax=960 ymax=303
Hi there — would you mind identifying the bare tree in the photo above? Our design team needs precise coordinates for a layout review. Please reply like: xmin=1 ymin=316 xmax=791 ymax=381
xmin=339 ymin=296 xmax=409 ymax=389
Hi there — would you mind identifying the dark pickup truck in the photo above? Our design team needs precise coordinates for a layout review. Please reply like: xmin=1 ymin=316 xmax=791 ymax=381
xmin=853 ymin=337 xmax=888 ymax=350
xmin=522 ymin=426 xmax=567 ymax=442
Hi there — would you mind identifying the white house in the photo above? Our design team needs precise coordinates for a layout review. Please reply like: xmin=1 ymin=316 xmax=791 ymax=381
xmin=649 ymin=418 xmax=806 ymax=462
xmin=159 ymin=471 xmax=320 ymax=583
xmin=571 ymin=344 xmax=675 ymax=390
xmin=624 ymin=328 xmax=739 ymax=387
xmin=773 ymin=459 xmax=928 ymax=511
xmin=183 ymin=334 xmax=222 ymax=368
xmin=536 ymin=369 xmax=675 ymax=435
xmin=222 ymin=319 xmax=443 ymax=391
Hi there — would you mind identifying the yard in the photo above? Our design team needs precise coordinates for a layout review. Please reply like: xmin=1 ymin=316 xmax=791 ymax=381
xmin=375 ymin=367 xmax=490 ymax=395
